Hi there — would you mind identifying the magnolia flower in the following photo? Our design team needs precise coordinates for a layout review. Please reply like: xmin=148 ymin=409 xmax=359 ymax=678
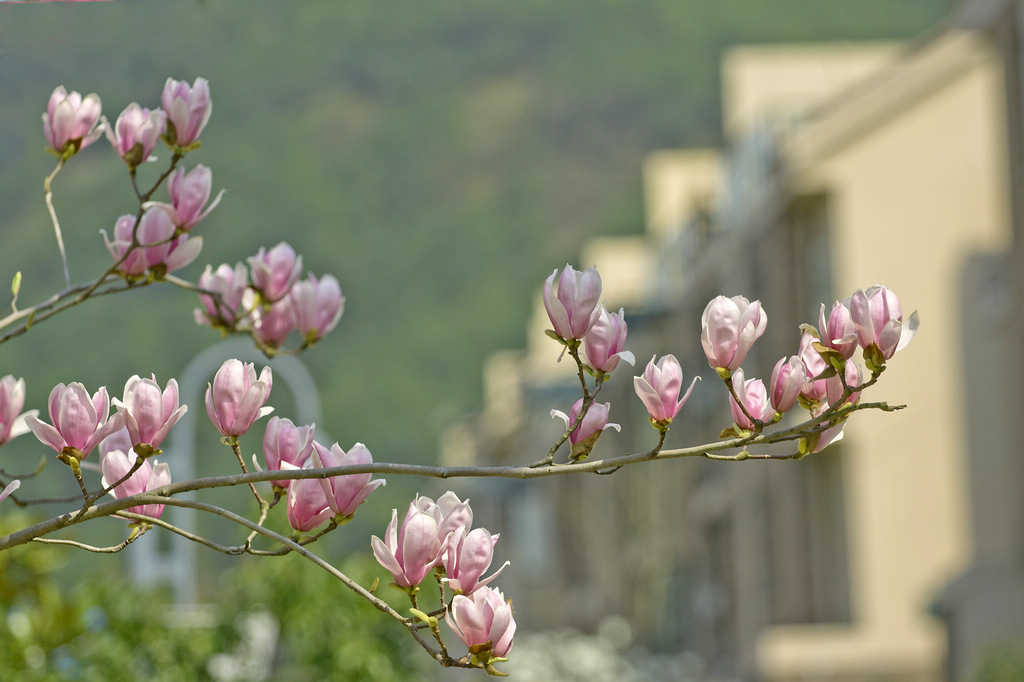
xmin=105 ymin=103 xmax=165 ymax=168
xmin=113 ymin=374 xmax=187 ymax=456
xmin=251 ymin=297 xmax=295 ymax=348
xmin=42 ymin=86 xmax=103 ymax=154
xmin=447 ymin=586 xmax=516 ymax=659
xmin=161 ymin=77 xmax=211 ymax=147
xmin=850 ymin=285 xmax=919 ymax=361
xmin=167 ymin=165 xmax=223 ymax=231
xmin=310 ymin=441 xmax=385 ymax=518
xmin=818 ymin=299 xmax=858 ymax=359
xmin=728 ymin=368 xmax=775 ymax=431
xmin=287 ymin=474 xmax=333 ymax=532
xmin=769 ymin=356 xmax=805 ymax=414
xmin=204 ymin=359 xmax=273 ymax=437
xmin=371 ymin=500 xmax=446 ymax=588
xmin=550 ymin=398 xmax=619 ymax=460
xmin=248 ymin=242 xmax=303 ymax=303
xmin=798 ymin=331 xmax=829 ymax=404
xmin=700 ymin=295 xmax=767 ymax=373
xmin=825 ymin=359 xmax=863 ymax=408
xmin=194 ymin=262 xmax=249 ymax=327
xmin=25 ymin=383 xmax=123 ymax=460
xmin=290 ymin=274 xmax=344 ymax=343
xmin=542 ymin=264 xmax=602 ymax=341
xmin=262 ymin=417 xmax=315 ymax=489
xmin=442 ymin=528 xmax=509 ymax=596
xmin=101 ymin=449 xmax=172 ymax=519
xmin=102 ymin=206 xmax=203 ymax=278
xmin=583 ymin=306 xmax=634 ymax=373
xmin=0 ymin=376 xmax=37 ymax=447
xmin=633 ymin=354 xmax=699 ymax=426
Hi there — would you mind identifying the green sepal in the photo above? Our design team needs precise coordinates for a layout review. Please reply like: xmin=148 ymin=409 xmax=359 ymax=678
xmin=133 ymin=443 xmax=158 ymax=459
xmin=714 ymin=366 xmax=732 ymax=380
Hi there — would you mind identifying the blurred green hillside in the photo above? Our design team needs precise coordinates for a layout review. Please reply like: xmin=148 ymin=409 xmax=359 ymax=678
xmin=0 ymin=0 xmax=949 ymax=469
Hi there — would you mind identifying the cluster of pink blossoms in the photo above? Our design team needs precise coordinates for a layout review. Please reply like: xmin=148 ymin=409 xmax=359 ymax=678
xmin=543 ymin=265 xmax=918 ymax=454
xmin=194 ymin=241 xmax=345 ymax=350
xmin=543 ymin=264 xmax=700 ymax=446
xmin=701 ymin=287 xmax=918 ymax=450
xmin=44 ymin=80 xmax=218 ymax=281
xmin=370 ymin=492 xmax=514 ymax=664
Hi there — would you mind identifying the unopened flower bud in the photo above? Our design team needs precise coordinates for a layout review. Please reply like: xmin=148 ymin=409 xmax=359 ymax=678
xmin=583 ymin=306 xmax=634 ymax=373
xmin=204 ymin=359 xmax=273 ymax=437
xmin=700 ymin=295 xmax=767 ymax=373
xmin=633 ymin=354 xmax=699 ymax=427
xmin=161 ymin=77 xmax=211 ymax=147
xmin=43 ymin=86 xmax=103 ymax=155
xmin=542 ymin=264 xmax=602 ymax=341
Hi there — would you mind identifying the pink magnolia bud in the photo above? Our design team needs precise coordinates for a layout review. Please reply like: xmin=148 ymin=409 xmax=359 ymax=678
xmin=310 ymin=441 xmax=385 ymax=518
xmin=204 ymin=359 xmax=273 ymax=437
xmin=550 ymin=399 xmax=620 ymax=445
xmin=290 ymin=274 xmax=344 ymax=343
xmin=262 ymin=417 xmax=316 ymax=489
xmin=798 ymin=332 xmax=828 ymax=403
xmin=806 ymin=403 xmax=847 ymax=454
xmin=0 ymin=375 xmax=37 ymax=447
xmin=633 ymin=354 xmax=699 ymax=425
xmin=167 ymin=165 xmax=223 ymax=232
xmin=251 ymin=297 xmax=296 ymax=348
xmin=769 ymin=356 xmax=805 ymax=414
xmin=542 ymin=264 xmax=602 ymax=341
xmin=850 ymin=285 xmax=919 ymax=360
xmin=100 ymin=449 xmax=171 ymax=519
xmin=818 ymin=300 xmax=858 ymax=359
xmin=113 ymin=375 xmax=187 ymax=456
xmin=195 ymin=262 xmax=249 ymax=327
xmin=371 ymin=500 xmax=445 ymax=588
xmin=443 ymin=528 xmax=509 ymax=596
xmin=105 ymin=103 xmax=165 ymax=169
xmin=435 ymin=491 xmax=474 ymax=548
xmin=161 ymin=77 xmax=211 ymax=147
xmin=447 ymin=586 xmax=516 ymax=659
xmin=248 ymin=242 xmax=303 ymax=303
xmin=287 ymin=474 xmax=333 ymax=532
xmin=825 ymin=360 xmax=863 ymax=408
xmin=700 ymin=295 xmax=767 ymax=373
xmin=42 ymin=86 xmax=103 ymax=155
xmin=583 ymin=306 xmax=635 ymax=373
xmin=0 ymin=480 xmax=19 ymax=505
xmin=102 ymin=206 xmax=203 ymax=277
xmin=25 ymin=383 xmax=124 ymax=460
xmin=728 ymin=368 xmax=774 ymax=431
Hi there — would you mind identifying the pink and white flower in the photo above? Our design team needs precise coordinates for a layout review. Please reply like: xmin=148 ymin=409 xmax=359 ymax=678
xmin=700 ymin=295 xmax=767 ymax=373
xmin=100 ymin=449 xmax=172 ymax=519
xmin=633 ymin=354 xmax=699 ymax=425
xmin=43 ymin=86 xmax=103 ymax=154
xmin=447 ymin=586 xmax=516 ymax=659
xmin=25 ymin=383 xmax=123 ymax=460
xmin=310 ymin=441 xmax=385 ymax=518
xmin=542 ymin=264 xmax=602 ymax=341
xmin=161 ymin=77 xmax=211 ymax=147
xmin=105 ymin=103 xmax=165 ymax=168
xmin=204 ymin=359 xmax=273 ymax=437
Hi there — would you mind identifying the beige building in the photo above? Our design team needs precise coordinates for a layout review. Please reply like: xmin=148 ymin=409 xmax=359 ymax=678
xmin=442 ymin=3 xmax=1024 ymax=680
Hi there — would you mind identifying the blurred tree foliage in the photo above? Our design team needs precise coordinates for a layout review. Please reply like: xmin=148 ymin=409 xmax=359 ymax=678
xmin=0 ymin=510 xmax=423 ymax=680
